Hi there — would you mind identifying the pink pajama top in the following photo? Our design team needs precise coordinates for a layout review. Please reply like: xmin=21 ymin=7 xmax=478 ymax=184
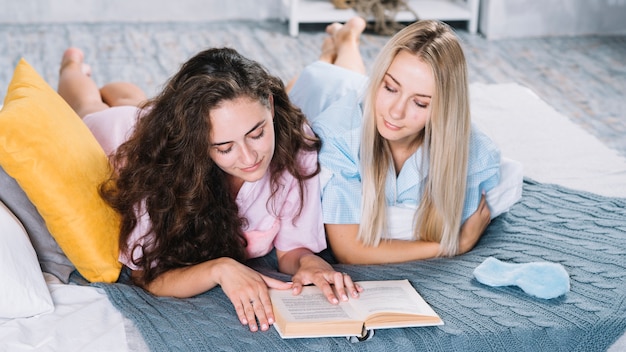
xmin=84 ymin=106 xmax=326 ymax=270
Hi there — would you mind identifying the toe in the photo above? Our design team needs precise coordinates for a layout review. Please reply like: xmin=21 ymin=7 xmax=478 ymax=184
xmin=60 ymin=47 xmax=85 ymax=71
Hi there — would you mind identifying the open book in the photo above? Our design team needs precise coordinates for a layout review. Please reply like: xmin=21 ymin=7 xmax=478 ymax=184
xmin=269 ymin=279 xmax=443 ymax=338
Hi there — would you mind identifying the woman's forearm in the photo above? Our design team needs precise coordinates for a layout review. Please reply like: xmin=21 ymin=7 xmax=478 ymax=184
xmin=137 ymin=257 xmax=232 ymax=298
xmin=325 ymin=224 xmax=441 ymax=264
xmin=276 ymin=247 xmax=326 ymax=274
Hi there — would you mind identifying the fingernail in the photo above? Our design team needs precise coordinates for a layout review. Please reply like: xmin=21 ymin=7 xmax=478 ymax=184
xmin=261 ymin=324 xmax=268 ymax=330
xmin=342 ymin=294 xmax=348 ymax=301
xmin=332 ymin=298 xmax=339 ymax=304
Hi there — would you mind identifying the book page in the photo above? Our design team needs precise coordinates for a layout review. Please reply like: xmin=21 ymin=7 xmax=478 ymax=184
xmin=270 ymin=287 xmax=361 ymax=323
xmin=349 ymin=280 xmax=440 ymax=318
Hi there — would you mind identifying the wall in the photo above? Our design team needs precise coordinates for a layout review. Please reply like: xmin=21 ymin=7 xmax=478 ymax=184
xmin=0 ymin=0 xmax=285 ymax=23
xmin=480 ymin=0 xmax=626 ymax=39
xmin=4 ymin=0 xmax=626 ymax=38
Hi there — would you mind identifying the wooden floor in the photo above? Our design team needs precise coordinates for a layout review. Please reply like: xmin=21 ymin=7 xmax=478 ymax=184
xmin=1 ymin=19 xmax=624 ymax=157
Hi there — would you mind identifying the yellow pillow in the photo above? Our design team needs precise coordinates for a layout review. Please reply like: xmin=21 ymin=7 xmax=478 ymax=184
xmin=0 ymin=58 xmax=121 ymax=283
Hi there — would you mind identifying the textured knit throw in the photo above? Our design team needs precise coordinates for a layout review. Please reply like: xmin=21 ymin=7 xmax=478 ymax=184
xmin=95 ymin=179 xmax=626 ymax=352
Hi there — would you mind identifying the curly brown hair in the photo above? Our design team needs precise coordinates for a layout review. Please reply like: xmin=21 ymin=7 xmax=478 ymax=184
xmin=100 ymin=48 xmax=321 ymax=285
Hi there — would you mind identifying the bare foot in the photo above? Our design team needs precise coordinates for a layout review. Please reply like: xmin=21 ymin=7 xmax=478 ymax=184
xmin=321 ymin=18 xmax=366 ymax=64
xmin=60 ymin=47 xmax=92 ymax=76
xmin=322 ymin=17 xmax=367 ymax=74
xmin=327 ymin=17 xmax=366 ymax=47
xmin=319 ymin=36 xmax=337 ymax=63
xmin=325 ymin=22 xmax=343 ymax=37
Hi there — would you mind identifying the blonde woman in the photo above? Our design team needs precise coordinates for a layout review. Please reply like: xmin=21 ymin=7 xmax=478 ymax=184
xmin=289 ymin=18 xmax=519 ymax=264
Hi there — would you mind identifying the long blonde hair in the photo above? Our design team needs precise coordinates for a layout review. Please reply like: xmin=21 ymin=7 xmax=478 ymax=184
xmin=359 ymin=20 xmax=471 ymax=256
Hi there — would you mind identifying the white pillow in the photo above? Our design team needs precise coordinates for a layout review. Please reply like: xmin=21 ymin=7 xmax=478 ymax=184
xmin=380 ymin=157 xmax=524 ymax=241
xmin=0 ymin=200 xmax=54 ymax=318
xmin=485 ymin=157 xmax=524 ymax=219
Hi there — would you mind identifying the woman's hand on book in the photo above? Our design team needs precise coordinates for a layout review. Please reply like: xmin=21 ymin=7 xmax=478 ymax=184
xmin=286 ymin=250 xmax=363 ymax=304
xmin=217 ymin=259 xmax=292 ymax=332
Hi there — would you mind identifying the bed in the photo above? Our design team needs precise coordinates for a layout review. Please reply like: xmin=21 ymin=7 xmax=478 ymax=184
xmin=0 ymin=61 xmax=624 ymax=351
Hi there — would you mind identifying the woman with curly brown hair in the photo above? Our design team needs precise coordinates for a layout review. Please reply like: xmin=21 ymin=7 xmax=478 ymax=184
xmin=57 ymin=46 xmax=360 ymax=333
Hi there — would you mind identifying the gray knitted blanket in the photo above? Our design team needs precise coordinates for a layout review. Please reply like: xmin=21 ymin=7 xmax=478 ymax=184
xmin=95 ymin=179 xmax=626 ymax=352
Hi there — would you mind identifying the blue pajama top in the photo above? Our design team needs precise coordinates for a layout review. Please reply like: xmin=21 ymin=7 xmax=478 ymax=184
xmin=289 ymin=61 xmax=501 ymax=225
